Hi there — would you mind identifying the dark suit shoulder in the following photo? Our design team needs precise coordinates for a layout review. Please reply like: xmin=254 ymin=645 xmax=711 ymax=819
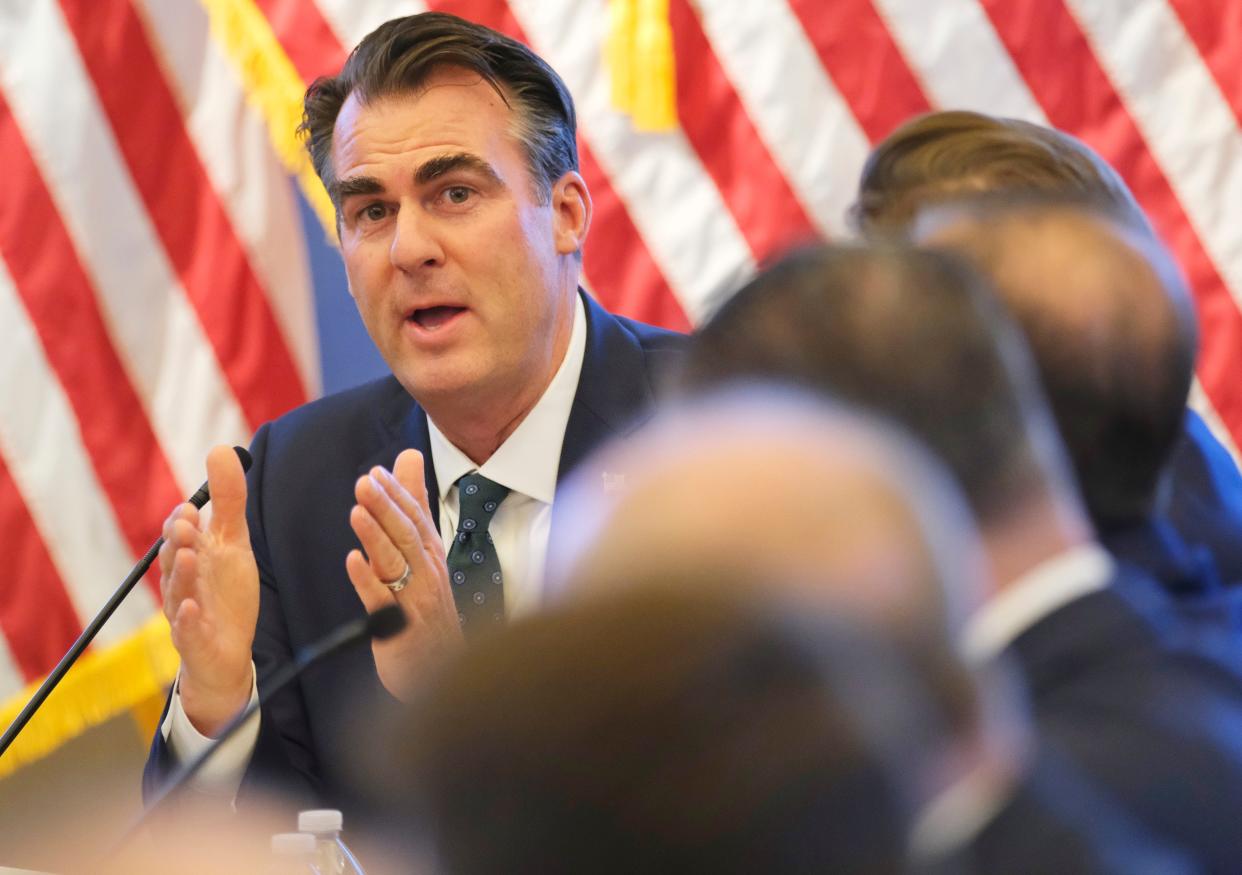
xmin=606 ymin=310 xmax=688 ymax=350
xmin=251 ymin=376 xmax=420 ymax=479
xmin=263 ymin=375 xmax=411 ymax=442
xmin=592 ymin=306 xmax=688 ymax=389
xmin=1167 ymin=409 xmax=1242 ymax=584
xmin=1011 ymin=576 xmax=1242 ymax=871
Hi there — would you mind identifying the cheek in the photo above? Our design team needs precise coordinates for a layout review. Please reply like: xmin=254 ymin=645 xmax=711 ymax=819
xmin=343 ymin=249 xmax=388 ymax=310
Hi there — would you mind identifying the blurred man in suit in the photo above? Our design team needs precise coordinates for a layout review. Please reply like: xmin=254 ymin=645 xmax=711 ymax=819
xmin=850 ymin=110 xmax=1242 ymax=588
xmin=680 ymin=245 xmax=1242 ymax=871
xmin=917 ymin=198 xmax=1231 ymax=622
xmin=145 ymin=12 xmax=683 ymax=809
xmin=392 ymin=583 xmax=958 ymax=875
xmin=422 ymin=393 xmax=1182 ymax=874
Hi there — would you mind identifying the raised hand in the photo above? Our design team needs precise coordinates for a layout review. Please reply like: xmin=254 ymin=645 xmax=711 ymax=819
xmin=159 ymin=445 xmax=259 ymax=736
xmin=346 ymin=448 xmax=463 ymax=701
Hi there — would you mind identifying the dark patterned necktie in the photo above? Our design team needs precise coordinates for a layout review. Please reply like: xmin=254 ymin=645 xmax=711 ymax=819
xmin=446 ymin=472 xmax=510 ymax=631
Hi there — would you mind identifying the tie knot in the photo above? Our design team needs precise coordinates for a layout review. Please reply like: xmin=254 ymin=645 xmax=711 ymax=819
xmin=455 ymin=473 xmax=510 ymax=533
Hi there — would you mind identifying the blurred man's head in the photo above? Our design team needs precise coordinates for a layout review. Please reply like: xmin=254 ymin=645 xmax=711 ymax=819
xmin=685 ymin=246 xmax=1073 ymax=523
xmin=550 ymin=389 xmax=1028 ymax=775
xmin=555 ymin=389 xmax=984 ymax=632
xmin=917 ymin=200 xmax=1198 ymax=530
xmin=393 ymin=581 xmax=982 ymax=874
xmin=552 ymin=389 xmax=1003 ymax=657
xmin=681 ymin=245 xmax=1092 ymax=587
xmin=850 ymin=110 xmax=1146 ymax=237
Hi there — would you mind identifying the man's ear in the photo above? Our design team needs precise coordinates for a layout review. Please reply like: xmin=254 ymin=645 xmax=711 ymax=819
xmin=551 ymin=171 xmax=592 ymax=256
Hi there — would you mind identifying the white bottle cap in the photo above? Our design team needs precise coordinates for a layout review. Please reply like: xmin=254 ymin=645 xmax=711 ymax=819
xmin=298 ymin=809 xmax=344 ymax=834
xmin=272 ymin=832 xmax=317 ymax=855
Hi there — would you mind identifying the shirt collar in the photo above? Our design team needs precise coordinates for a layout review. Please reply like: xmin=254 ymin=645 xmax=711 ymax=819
xmin=962 ymin=543 xmax=1114 ymax=664
xmin=908 ymin=763 xmax=1017 ymax=864
xmin=427 ymin=293 xmax=587 ymax=504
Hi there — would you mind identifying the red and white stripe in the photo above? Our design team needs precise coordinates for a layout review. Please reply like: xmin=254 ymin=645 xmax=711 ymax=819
xmin=0 ymin=0 xmax=312 ymax=699
xmin=2 ymin=0 xmax=1241 ymax=711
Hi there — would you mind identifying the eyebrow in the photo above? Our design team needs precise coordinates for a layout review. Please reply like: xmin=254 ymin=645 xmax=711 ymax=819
xmin=331 ymin=153 xmax=507 ymax=208
xmin=331 ymin=174 xmax=383 ymax=206
xmin=414 ymin=153 xmax=505 ymax=189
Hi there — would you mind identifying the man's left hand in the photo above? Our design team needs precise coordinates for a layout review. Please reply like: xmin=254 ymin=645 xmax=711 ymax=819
xmin=346 ymin=449 xmax=463 ymax=701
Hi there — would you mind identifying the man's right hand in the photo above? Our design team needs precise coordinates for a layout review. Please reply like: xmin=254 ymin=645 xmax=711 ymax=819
xmin=159 ymin=445 xmax=259 ymax=737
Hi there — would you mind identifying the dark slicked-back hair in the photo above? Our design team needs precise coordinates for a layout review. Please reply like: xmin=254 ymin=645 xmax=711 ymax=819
xmin=683 ymin=245 xmax=1053 ymax=523
xmin=850 ymin=110 xmax=1146 ymax=236
xmin=300 ymin=12 xmax=578 ymax=211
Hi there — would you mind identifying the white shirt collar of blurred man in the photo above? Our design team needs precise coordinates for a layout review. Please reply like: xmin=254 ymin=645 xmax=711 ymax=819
xmin=963 ymin=543 xmax=1114 ymax=664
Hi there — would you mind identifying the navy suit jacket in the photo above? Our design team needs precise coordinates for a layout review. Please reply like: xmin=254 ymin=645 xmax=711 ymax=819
xmin=960 ymin=744 xmax=1195 ymax=875
xmin=144 ymin=292 xmax=685 ymax=808
xmin=1158 ymin=408 xmax=1242 ymax=586
xmin=1010 ymin=568 xmax=1242 ymax=873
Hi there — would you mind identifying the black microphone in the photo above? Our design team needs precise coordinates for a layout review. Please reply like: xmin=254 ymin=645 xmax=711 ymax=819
xmin=0 ymin=446 xmax=253 ymax=759
xmin=124 ymin=605 xmax=406 ymax=835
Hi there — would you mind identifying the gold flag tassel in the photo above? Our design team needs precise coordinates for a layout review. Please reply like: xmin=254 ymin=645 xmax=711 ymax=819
xmin=607 ymin=0 xmax=678 ymax=132
xmin=198 ymin=0 xmax=337 ymax=238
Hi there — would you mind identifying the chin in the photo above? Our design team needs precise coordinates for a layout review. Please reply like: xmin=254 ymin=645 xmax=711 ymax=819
xmin=397 ymin=365 xmax=488 ymax=406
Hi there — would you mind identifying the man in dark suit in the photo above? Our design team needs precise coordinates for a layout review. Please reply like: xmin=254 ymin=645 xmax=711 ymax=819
xmin=851 ymin=109 xmax=1242 ymax=589
xmin=144 ymin=12 xmax=682 ymax=807
xmin=545 ymin=390 xmax=1191 ymax=874
xmin=393 ymin=579 xmax=1189 ymax=874
xmin=915 ymin=198 xmax=1238 ymax=622
xmin=682 ymin=244 xmax=1242 ymax=871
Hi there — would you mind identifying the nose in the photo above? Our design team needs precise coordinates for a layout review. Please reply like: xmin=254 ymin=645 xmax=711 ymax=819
xmin=389 ymin=204 xmax=444 ymax=272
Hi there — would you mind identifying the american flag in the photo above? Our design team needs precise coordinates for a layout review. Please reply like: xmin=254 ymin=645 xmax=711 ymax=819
xmin=1 ymin=0 xmax=1239 ymax=772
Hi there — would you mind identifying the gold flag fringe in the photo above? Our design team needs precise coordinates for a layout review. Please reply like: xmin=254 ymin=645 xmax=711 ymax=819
xmin=0 ymin=614 xmax=179 ymax=777
xmin=197 ymin=0 xmax=338 ymax=239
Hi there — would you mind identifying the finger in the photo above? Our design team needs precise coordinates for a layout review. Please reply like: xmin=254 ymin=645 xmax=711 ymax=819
xmin=167 ymin=517 xmax=200 ymax=550
xmin=164 ymin=545 xmax=200 ymax=624
xmin=159 ymin=516 xmax=200 ymax=579
xmin=372 ymin=465 xmax=444 ymax=560
xmin=346 ymin=548 xmax=397 ymax=615
xmin=165 ymin=517 xmax=201 ymax=571
xmin=160 ymin=503 xmax=200 ymax=567
xmin=368 ymin=472 xmax=458 ymax=624
xmin=171 ymin=598 xmax=223 ymax=678
xmin=349 ymin=504 xmax=408 ymax=583
xmin=205 ymin=445 xmax=249 ymax=544
xmin=392 ymin=449 xmax=429 ymax=507
xmin=356 ymin=472 xmax=423 ymax=558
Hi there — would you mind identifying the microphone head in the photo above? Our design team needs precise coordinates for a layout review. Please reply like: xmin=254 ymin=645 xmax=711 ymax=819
xmin=366 ymin=605 xmax=407 ymax=641
xmin=233 ymin=446 xmax=253 ymax=473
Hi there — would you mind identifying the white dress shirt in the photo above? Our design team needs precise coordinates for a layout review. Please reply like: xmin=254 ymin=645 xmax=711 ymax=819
xmin=162 ymin=295 xmax=588 ymax=794
xmin=427 ymin=293 xmax=586 ymax=618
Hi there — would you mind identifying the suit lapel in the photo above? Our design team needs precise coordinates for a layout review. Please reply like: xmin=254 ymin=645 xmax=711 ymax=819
xmin=549 ymin=292 xmax=661 ymax=557
xmin=557 ymin=291 xmax=657 ymax=481
xmin=355 ymin=378 xmax=442 ymax=534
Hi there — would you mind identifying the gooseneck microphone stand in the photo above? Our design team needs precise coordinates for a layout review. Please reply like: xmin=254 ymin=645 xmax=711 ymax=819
xmin=0 ymin=446 xmax=252 ymax=759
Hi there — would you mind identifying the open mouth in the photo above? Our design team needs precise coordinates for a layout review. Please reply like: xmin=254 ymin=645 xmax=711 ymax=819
xmin=409 ymin=305 xmax=466 ymax=331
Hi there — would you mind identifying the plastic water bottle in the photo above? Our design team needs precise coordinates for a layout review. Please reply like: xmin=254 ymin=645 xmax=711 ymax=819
xmin=298 ymin=809 xmax=365 ymax=875
xmin=269 ymin=832 xmax=322 ymax=874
